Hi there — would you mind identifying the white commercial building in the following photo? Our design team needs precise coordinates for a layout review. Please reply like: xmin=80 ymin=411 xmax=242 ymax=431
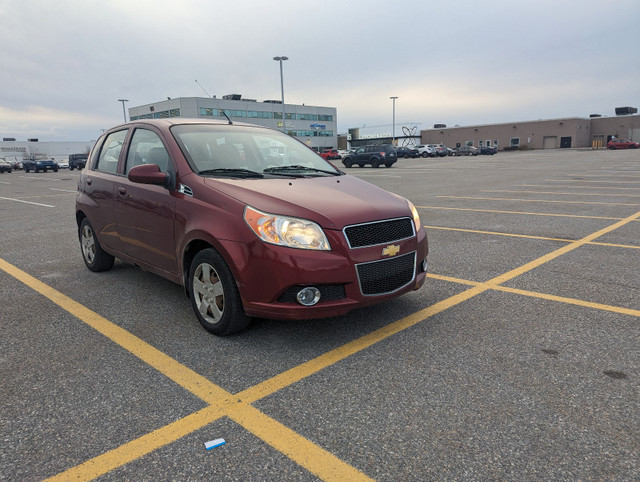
xmin=0 ymin=138 xmax=94 ymax=164
xmin=129 ymin=95 xmax=338 ymax=152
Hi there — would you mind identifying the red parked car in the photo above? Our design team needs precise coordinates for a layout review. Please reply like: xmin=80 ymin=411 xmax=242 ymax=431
xmin=319 ymin=149 xmax=340 ymax=160
xmin=76 ymin=119 xmax=428 ymax=335
xmin=607 ymin=138 xmax=639 ymax=149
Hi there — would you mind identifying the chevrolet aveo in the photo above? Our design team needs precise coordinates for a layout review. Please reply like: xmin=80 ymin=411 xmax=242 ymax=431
xmin=76 ymin=119 xmax=428 ymax=335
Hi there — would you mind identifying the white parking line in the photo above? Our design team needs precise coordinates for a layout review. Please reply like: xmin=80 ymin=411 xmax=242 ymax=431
xmin=0 ymin=196 xmax=54 ymax=207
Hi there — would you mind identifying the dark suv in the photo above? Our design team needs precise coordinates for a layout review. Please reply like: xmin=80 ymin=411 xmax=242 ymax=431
xmin=341 ymin=145 xmax=398 ymax=168
xmin=23 ymin=158 xmax=59 ymax=173
xmin=69 ymin=154 xmax=88 ymax=171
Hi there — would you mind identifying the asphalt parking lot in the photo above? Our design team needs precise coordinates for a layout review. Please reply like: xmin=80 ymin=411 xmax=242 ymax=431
xmin=1 ymin=148 xmax=639 ymax=480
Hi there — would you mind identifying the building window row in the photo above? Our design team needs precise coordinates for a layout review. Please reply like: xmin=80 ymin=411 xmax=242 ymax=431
xmin=288 ymin=130 xmax=334 ymax=137
xmin=131 ymin=109 xmax=181 ymax=120
xmin=197 ymin=107 xmax=332 ymax=122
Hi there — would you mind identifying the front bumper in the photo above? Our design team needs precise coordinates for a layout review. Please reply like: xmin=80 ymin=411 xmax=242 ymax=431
xmin=220 ymin=225 xmax=428 ymax=320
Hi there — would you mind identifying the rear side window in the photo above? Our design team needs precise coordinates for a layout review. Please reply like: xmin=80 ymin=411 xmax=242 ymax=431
xmin=96 ymin=130 xmax=127 ymax=174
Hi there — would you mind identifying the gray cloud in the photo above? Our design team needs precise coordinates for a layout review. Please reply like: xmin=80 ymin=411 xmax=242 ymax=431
xmin=1 ymin=0 xmax=638 ymax=140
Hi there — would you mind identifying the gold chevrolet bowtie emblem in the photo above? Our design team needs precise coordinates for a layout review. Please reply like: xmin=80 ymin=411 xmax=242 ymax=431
xmin=382 ymin=244 xmax=400 ymax=257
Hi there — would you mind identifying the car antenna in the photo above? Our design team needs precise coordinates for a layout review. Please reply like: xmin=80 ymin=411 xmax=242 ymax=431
xmin=221 ymin=110 xmax=233 ymax=125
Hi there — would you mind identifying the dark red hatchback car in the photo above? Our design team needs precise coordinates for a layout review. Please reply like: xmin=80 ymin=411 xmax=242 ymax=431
xmin=76 ymin=119 xmax=428 ymax=335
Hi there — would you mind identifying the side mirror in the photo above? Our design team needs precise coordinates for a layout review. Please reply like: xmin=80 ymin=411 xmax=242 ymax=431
xmin=128 ymin=164 xmax=169 ymax=186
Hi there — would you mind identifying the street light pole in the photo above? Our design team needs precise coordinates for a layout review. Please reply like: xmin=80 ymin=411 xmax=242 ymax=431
xmin=273 ymin=56 xmax=289 ymax=131
xmin=117 ymin=99 xmax=129 ymax=123
xmin=390 ymin=96 xmax=398 ymax=146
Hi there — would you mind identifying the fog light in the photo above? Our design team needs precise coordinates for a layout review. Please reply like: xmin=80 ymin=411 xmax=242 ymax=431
xmin=421 ymin=259 xmax=428 ymax=272
xmin=296 ymin=287 xmax=321 ymax=306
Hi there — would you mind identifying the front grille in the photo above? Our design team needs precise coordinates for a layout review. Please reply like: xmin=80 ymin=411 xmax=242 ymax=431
xmin=344 ymin=217 xmax=414 ymax=248
xmin=356 ymin=252 xmax=416 ymax=295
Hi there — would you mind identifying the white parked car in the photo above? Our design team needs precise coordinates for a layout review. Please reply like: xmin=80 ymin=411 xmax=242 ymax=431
xmin=415 ymin=145 xmax=436 ymax=158
xmin=57 ymin=159 xmax=70 ymax=169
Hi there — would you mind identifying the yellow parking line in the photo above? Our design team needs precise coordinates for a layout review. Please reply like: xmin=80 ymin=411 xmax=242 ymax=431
xmin=485 ymin=211 xmax=640 ymax=287
xmin=0 ymin=258 xmax=371 ymax=481
xmin=425 ymin=225 xmax=570 ymax=243
xmin=493 ymin=285 xmax=640 ymax=317
xmin=426 ymin=274 xmax=640 ymax=317
xmin=47 ymin=405 xmax=225 ymax=481
xmin=238 ymin=285 xmax=488 ymax=404
xmin=424 ymin=225 xmax=640 ymax=250
xmin=416 ymin=205 xmax=628 ymax=221
xmin=482 ymin=190 xmax=640 ymax=198
xmin=520 ymin=184 xmax=640 ymax=191
xmin=545 ymin=179 xmax=640 ymax=184
xmin=436 ymin=195 xmax=639 ymax=206
xmin=227 ymin=404 xmax=373 ymax=481
xmin=5 ymin=209 xmax=639 ymax=479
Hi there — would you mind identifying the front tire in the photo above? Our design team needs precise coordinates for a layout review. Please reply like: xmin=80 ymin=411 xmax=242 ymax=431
xmin=342 ymin=158 xmax=353 ymax=168
xmin=189 ymin=248 xmax=250 ymax=336
xmin=79 ymin=218 xmax=114 ymax=272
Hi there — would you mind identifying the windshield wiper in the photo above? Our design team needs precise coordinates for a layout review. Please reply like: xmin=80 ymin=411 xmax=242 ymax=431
xmin=263 ymin=165 xmax=340 ymax=176
xmin=198 ymin=168 xmax=264 ymax=178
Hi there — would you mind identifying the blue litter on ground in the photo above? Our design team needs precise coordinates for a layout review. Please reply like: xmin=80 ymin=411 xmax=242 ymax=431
xmin=205 ymin=438 xmax=226 ymax=450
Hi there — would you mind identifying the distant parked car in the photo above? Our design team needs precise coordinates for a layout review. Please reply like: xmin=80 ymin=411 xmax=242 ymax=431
xmin=23 ymin=158 xmax=59 ymax=172
xmin=341 ymin=145 xmax=398 ymax=168
xmin=479 ymin=146 xmax=497 ymax=155
xmin=69 ymin=154 xmax=88 ymax=170
xmin=57 ymin=159 xmax=70 ymax=168
xmin=415 ymin=145 xmax=436 ymax=158
xmin=7 ymin=159 xmax=22 ymax=170
xmin=395 ymin=146 xmax=419 ymax=158
xmin=427 ymin=144 xmax=449 ymax=157
xmin=607 ymin=138 xmax=639 ymax=149
xmin=337 ymin=149 xmax=352 ymax=159
xmin=452 ymin=146 xmax=479 ymax=156
xmin=319 ymin=149 xmax=341 ymax=160
xmin=0 ymin=159 xmax=12 ymax=173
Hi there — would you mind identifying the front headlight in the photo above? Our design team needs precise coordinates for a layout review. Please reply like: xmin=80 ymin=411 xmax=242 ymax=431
xmin=407 ymin=200 xmax=421 ymax=232
xmin=244 ymin=206 xmax=330 ymax=250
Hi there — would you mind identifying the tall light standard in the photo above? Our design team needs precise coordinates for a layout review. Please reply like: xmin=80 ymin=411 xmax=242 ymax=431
xmin=117 ymin=99 xmax=129 ymax=123
xmin=390 ymin=96 xmax=398 ymax=146
xmin=273 ymin=56 xmax=288 ymax=131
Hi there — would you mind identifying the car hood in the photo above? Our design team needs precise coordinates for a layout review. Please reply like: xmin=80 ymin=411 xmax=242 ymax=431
xmin=203 ymin=175 xmax=411 ymax=230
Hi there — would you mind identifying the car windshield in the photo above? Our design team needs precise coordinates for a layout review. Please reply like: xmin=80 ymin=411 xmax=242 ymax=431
xmin=171 ymin=124 xmax=342 ymax=178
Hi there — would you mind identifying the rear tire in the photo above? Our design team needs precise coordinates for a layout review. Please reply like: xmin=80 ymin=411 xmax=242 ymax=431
xmin=79 ymin=218 xmax=115 ymax=272
xmin=189 ymin=248 xmax=250 ymax=336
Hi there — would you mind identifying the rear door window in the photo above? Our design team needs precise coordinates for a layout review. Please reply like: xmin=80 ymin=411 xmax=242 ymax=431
xmin=96 ymin=130 xmax=127 ymax=174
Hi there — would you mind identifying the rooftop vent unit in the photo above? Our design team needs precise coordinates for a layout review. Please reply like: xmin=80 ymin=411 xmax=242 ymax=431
xmin=28 ymin=138 xmax=39 ymax=142
xmin=222 ymin=94 xmax=242 ymax=100
xmin=615 ymin=106 xmax=637 ymax=116
xmin=589 ymin=114 xmax=602 ymax=118
xmin=433 ymin=124 xmax=447 ymax=129
xmin=263 ymin=99 xmax=283 ymax=104
xmin=3 ymin=137 xmax=16 ymax=141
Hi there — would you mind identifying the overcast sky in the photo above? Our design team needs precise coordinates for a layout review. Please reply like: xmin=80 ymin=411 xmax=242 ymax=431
xmin=1 ymin=0 xmax=638 ymax=141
